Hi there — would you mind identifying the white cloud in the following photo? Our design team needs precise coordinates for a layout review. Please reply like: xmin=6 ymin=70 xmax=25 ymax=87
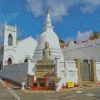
xmin=77 ymin=31 xmax=92 ymax=41
xmin=47 ymin=0 xmax=81 ymax=21
xmin=26 ymin=0 xmax=100 ymax=21
xmin=27 ymin=0 xmax=44 ymax=16
xmin=50 ymin=3 xmax=68 ymax=21
xmin=81 ymin=0 xmax=100 ymax=13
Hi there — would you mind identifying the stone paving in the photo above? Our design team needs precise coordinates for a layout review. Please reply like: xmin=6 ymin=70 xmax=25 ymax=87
xmin=0 ymin=84 xmax=100 ymax=100
xmin=0 ymin=85 xmax=16 ymax=100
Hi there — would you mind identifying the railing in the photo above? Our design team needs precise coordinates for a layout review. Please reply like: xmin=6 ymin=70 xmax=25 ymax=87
xmin=0 ymin=78 xmax=21 ymax=100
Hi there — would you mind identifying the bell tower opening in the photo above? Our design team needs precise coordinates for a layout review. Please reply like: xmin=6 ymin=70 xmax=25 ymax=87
xmin=8 ymin=34 xmax=13 ymax=46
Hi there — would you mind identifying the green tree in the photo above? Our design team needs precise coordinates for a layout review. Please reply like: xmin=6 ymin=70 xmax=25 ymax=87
xmin=89 ymin=32 xmax=100 ymax=40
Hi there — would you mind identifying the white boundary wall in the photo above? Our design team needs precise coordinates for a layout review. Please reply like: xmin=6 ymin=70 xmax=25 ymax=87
xmin=65 ymin=61 xmax=78 ymax=84
xmin=0 ymin=61 xmax=36 ymax=85
xmin=63 ymin=39 xmax=100 ymax=62
xmin=1 ymin=63 xmax=28 ymax=84
xmin=57 ymin=60 xmax=78 ymax=89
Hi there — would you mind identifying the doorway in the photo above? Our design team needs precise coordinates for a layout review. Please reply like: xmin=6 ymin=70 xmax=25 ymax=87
xmin=8 ymin=58 xmax=12 ymax=65
xmin=0 ymin=63 xmax=2 ymax=70
xmin=80 ymin=60 xmax=91 ymax=81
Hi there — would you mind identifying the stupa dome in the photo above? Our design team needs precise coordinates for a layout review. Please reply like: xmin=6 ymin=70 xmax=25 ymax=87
xmin=33 ymin=9 xmax=64 ymax=61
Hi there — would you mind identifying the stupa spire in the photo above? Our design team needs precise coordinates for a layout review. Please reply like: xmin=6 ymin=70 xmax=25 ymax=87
xmin=45 ymin=8 xmax=53 ymax=31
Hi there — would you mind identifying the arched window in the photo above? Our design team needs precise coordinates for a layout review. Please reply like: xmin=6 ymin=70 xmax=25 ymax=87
xmin=8 ymin=58 xmax=12 ymax=65
xmin=8 ymin=34 xmax=13 ymax=46
xmin=24 ymin=59 xmax=28 ymax=63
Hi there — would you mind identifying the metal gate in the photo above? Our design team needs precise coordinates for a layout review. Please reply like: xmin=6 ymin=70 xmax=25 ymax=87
xmin=81 ymin=60 xmax=90 ymax=81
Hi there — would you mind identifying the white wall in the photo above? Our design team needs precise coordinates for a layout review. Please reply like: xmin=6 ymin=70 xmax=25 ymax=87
xmin=1 ymin=63 xmax=28 ymax=84
xmin=28 ymin=60 xmax=36 ymax=75
xmin=56 ymin=60 xmax=78 ymax=88
xmin=65 ymin=61 xmax=78 ymax=84
xmin=3 ymin=37 xmax=37 ymax=66
xmin=56 ymin=59 xmax=66 ymax=87
xmin=63 ymin=39 xmax=100 ymax=61
xmin=1 ymin=61 xmax=36 ymax=85
xmin=96 ymin=62 xmax=100 ymax=82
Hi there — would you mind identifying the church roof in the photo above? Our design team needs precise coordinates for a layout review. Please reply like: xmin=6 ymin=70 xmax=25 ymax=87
xmin=18 ymin=36 xmax=37 ymax=44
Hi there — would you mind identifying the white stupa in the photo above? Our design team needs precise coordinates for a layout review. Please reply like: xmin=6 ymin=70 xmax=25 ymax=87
xmin=33 ymin=9 xmax=64 ymax=61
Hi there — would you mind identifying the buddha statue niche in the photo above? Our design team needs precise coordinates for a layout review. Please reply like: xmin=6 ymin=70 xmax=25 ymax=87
xmin=43 ymin=42 xmax=51 ymax=61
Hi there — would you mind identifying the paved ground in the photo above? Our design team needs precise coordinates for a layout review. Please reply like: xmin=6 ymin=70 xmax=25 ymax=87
xmin=0 ymin=84 xmax=100 ymax=100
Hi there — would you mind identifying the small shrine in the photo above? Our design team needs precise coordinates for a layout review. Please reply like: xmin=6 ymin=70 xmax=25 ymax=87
xmin=33 ymin=42 xmax=61 ymax=90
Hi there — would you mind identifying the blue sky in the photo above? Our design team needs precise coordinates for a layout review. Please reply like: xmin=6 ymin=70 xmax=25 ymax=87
xmin=0 ymin=0 xmax=100 ymax=43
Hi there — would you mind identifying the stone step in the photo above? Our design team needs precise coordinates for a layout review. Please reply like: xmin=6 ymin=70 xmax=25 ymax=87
xmin=83 ymin=81 xmax=97 ymax=87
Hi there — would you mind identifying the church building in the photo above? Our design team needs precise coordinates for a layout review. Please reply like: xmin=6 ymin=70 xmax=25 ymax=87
xmin=0 ymin=24 xmax=37 ymax=67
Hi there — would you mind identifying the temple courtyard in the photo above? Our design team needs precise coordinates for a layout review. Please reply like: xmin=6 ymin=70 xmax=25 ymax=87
xmin=0 ymin=84 xmax=100 ymax=100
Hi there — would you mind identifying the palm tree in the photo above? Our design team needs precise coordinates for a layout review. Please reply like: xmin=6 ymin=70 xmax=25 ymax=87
xmin=89 ymin=32 xmax=100 ymax=40
xmin=59 ymin=39 xmax=65 ymax=43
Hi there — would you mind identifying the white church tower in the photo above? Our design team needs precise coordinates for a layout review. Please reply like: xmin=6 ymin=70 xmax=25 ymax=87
xmin=2 ymin=23 xmax=17 ymax=65
xmin=3 ymin=23 xmax=17 ymax=48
